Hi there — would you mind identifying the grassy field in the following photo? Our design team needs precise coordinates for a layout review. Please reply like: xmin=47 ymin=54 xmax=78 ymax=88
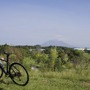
xmin=0 ymin=69 xmax=90 ymax=90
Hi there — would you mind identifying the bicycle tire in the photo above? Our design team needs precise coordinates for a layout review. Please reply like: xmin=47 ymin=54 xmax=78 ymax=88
xmin=0 ymin=67 xmax=3 ymax=78
xmin=9 ymin=63 xmax=29 ymax=86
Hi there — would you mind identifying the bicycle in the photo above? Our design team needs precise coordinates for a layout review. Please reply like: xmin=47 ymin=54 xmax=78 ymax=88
xmin=0 ymin=52 xmax=29 ymax=86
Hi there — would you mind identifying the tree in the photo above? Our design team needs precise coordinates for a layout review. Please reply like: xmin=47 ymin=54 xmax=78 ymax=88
xmin=49 ymin=47 xmax=58 ymax=71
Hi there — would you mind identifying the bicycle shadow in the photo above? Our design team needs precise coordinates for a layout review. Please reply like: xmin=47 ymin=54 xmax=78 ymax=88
xmin=0 ymin=88 xmax=4 ymax=90
xmin=0 ymin=79 xmax=13 ymax=85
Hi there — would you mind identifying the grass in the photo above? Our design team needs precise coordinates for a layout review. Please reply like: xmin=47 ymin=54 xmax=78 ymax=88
xmin=0 ymin=69 xmax=90 ymax=90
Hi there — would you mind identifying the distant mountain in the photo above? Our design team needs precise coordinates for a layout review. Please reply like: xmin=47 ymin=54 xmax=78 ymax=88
xmin=41 ymin=40 xmax=73 ymax=47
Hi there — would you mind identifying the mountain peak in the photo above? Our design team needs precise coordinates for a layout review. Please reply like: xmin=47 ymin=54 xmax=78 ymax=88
xmin=41 ymin=40 xmax=72 ymax=47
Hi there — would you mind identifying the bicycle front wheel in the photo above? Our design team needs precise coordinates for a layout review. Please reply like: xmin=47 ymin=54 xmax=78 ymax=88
xmin=9 ymin=63 xmax=29 ymax=86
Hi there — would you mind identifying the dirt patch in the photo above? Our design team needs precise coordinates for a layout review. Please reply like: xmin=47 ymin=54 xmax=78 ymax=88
xmin=83 ymin=82 xmax=90 ymax=87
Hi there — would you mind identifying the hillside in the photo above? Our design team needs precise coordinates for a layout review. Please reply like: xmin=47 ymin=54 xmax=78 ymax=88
xmin=41 ymin=40 xmax=73 ymax=47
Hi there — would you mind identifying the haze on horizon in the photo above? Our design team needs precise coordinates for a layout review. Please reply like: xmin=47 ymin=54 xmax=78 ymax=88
xmin=0 ymin=0 xmax=90 ymax=47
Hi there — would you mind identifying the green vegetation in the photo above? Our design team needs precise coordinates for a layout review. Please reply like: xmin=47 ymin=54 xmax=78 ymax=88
xmin=0 ymin=70 xmax=90 ymax=90
xmin=0 ymin=44 xmax=90 ymax=89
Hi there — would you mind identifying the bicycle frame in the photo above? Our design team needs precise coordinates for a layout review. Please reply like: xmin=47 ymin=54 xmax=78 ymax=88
xmin=0 ymin=52 xmax=29 ymax=86
xmin=6 ymin=53 xmax=10 ymax=74
xmin=0 ymin=53 xmax=23 ymax=77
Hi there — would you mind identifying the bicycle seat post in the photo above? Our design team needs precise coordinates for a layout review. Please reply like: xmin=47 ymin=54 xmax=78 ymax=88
xmin=5 ymin=52 xmax=10 ymax=73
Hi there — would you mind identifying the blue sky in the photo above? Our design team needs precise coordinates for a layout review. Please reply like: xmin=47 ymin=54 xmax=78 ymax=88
xmin=0 ymin=0 xmax=90 ymax=47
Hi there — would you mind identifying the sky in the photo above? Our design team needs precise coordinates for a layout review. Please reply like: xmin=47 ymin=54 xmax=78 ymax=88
xmin=0 ymin=0 xmax=90 ymax=47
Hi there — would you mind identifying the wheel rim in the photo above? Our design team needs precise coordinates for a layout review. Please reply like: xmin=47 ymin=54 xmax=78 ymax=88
xmin=9 ymin=63 xmax=29 ymax=86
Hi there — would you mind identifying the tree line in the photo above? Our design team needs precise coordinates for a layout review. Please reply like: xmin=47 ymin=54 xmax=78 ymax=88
xmin=0 ymin=44 xmax=90 ymax=71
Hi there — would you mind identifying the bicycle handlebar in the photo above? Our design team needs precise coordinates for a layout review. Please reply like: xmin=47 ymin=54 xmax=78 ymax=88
xmin=0 ymin=51 xmax=13 ymax=55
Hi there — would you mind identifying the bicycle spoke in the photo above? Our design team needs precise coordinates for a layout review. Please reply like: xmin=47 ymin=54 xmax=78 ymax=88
xmin=9 ymin=63 xmax=29 ymax=86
